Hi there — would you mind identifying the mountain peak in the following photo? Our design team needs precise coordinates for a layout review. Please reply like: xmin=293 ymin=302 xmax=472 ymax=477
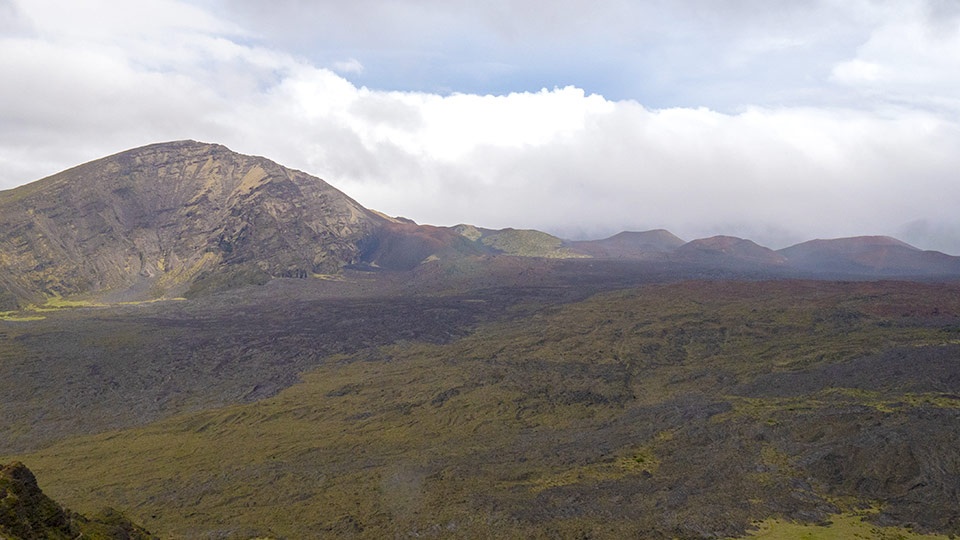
xmin=566 ymin=229 xmax=686 ymax=258
xmin=784 ymin=236 xmax=919 ymax=252
xmin=779 ymin=235 xmax=960 ymax=276
xmin=676 ymin=235 xmax=788 ymax=266
xmin=0 ymin=141 xmax=384 ymax=304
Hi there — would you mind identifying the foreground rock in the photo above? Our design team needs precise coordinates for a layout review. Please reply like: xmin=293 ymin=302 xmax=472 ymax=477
xmin=0 ymin=461 xmax=154 ymax=539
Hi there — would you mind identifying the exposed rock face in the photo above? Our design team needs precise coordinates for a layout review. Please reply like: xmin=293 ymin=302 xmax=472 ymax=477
xmin=0 ymin=462 xmax=71 ymax=539
xmin=0 ymin=461 xmax=154 ymax=540
xmin=0 ymin=141 xmax=385 ymax=303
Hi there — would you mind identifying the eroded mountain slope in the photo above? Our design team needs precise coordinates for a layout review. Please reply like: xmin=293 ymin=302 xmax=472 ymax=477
xmin=0 ymin=141 xmax=384 ymax=304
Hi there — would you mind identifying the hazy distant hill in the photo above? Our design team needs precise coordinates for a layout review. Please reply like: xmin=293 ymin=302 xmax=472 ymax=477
xmin=567 ymin=229 xmax=686 ymax=258
xmin=779 ymin=236 xmax=960 ymax=276
xmin=673 ymin=235 xmax=789 ymax=269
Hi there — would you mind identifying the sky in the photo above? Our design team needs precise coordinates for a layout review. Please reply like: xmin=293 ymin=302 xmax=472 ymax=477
xmin=1 ymin=0 xmax=959 ymax=252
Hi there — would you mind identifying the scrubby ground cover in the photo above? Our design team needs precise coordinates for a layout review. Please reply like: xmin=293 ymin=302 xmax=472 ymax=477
xmin=3 ymin=279 xmax=960 ymax=538
xmin=748 ymin=511 xmax=951 ymax=539
xmin=0 ymin=277 xmax=543 ymax=455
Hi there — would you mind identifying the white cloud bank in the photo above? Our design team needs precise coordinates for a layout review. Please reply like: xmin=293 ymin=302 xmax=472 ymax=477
xmin=1 ymin=0 xmax=959 ymax=253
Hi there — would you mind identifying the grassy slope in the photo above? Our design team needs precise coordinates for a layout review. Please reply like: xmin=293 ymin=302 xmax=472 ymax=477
xmin=4 ymin=280 xmax=960 ymax=538
xmin=480 ymin=229 xmax=590 ymax=258
xmin=749 ymin=512 xmax=950 ymax=540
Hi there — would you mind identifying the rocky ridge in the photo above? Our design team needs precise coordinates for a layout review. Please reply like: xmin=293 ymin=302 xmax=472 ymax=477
xmin=3 ymin=141 xmax=960 ymax=310
xmin=0 ymin=461 xmax=153 ymax=539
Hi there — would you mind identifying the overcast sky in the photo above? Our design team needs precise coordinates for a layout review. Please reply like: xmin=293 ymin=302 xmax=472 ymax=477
xmin=2 ymin=0 xmax=959 ymax=252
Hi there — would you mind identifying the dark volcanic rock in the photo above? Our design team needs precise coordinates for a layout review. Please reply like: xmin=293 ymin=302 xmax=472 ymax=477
xmin=784 ymin=408 xmax=960 ymax=534
xmin=736 ymin=344 xmax=960 ymax=398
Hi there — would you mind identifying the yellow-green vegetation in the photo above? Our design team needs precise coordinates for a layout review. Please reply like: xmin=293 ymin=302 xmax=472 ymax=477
xmin=720 ymin=389 xmax=960 ymax=426
xmin=0 ymin=312 xmax=46 ymax=321
xmin=747 ymin=511 xmax=951 ymax=540
xmin=4 ymin=280 xmax=960 ymax=538
xmin=12 ymin=348 xmax=616 ymax=537
xmin=31 ymin=296 xmax=102 ymax=310
xmin=0 ymin=295 xmax=101 ymax=319
xmin=0 ymin=295 xmax=183 ymax=320
xmin=480 ymin=228 xmax=590 ymax=258
xmin=522 ymin=445 xmax=661 ymax=493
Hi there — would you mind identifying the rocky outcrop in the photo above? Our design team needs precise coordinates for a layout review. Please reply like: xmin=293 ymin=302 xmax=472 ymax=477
xmin=0 ymin=461 xmax=154 ymax=539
